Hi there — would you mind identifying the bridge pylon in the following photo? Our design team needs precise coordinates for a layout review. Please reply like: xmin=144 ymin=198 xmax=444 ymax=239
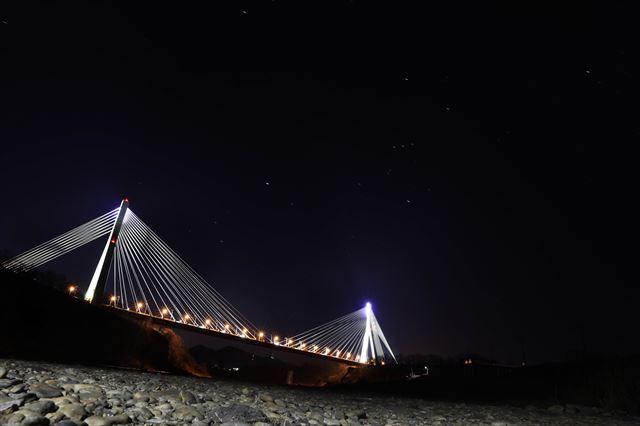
xmin=359 ymin=302 xmax=397 ymax=364
xmin=84 ymin=198 xmax=129 ymax=304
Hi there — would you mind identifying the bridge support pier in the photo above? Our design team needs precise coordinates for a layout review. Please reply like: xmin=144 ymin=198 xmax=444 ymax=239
xmin=84 ymin=198 xmax=129 ymax=304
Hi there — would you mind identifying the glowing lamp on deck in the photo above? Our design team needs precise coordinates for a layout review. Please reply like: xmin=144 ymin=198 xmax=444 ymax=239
xmin=205 ymin=319 xmax=211 ymax=326
xmin=68 ymin=285 xmax=76 ymax=294
xmin=324 ymin=347 xmax=330 ymax=355
xmin=346 ymin=352 xmax=351 ymax=359
xmin=335 ymin=350 xmax=341 ymax=356
xmin=184 ymin=314 xmax=190 ymax=321
xmin=273 ymin=336 xmax=280 ymax=345
xmin=161 ymin=308 xmax=168 ymax=316
xmin=136 ymin=302 xmax=143 ymax=310
xmin=258 ymin=331 xmax=264 ymax=339
xmin=110 ymin=295 xmax=117 ymax=303
xmin=313 ymin=345 xmax=319 ymax=352
xmin=300 ymin=343 xmax=306 ymax=350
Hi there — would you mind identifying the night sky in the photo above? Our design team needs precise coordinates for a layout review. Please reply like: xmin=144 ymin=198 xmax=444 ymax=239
xmin=1 ymin=1 xmax=637 ymax=363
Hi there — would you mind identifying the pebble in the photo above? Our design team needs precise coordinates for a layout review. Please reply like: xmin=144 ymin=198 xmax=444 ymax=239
xmin=548 ymin=404 xmax=565 ymax=414
xmin=0 ymin=358 xmax=635 ymax=426
xmin=258 ymin=393 xmax=273 ymax=402
xmin=179 ymin=389 xmax=197 ymax=405
xmin=58 ymin=403 xmax=88 ymax=420
xmin=0 ymin=378 xmax=21 ymax=389
xmin=24 ymin=399 xmax=57 ymax=415
xmin=84 ymin=414 xmax=131 ymax=425
xmin=0 ymin=400 xmax=19 ymax=414
xmin=30 ymin=383 xmax=62 ymax=398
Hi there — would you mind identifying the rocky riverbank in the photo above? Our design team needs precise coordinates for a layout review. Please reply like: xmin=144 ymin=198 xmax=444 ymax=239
xmin=1 ymin=358 xmax=638 ymax=425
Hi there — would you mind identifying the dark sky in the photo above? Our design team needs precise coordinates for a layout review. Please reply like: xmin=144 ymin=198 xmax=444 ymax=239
xmin=1 ymin=1 xmax=638 ymax=363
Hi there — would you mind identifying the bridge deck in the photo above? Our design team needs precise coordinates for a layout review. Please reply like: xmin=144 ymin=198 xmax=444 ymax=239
xmin=104 ymin=306 xmax=364 ymax=367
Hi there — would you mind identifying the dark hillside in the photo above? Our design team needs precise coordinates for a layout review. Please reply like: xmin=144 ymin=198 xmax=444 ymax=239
xmin=0 ymin=268 xmax=203 ymax=375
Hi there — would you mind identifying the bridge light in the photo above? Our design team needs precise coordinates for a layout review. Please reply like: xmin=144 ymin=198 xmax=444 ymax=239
xmin=184 ymin=314 xmax=190 ymax=322
xmin=110 ymin=295 xmax=117 ymax=303
xmin=241 ymin=328 xmax=248 ymax=338
xmin=123 ymin=197 xmax=129 ymax=203
xmin=346 ymin=352 xmax=351 ymax=359
xmin=205 ymin=319 xmax=211 ymax=326
xmin=273 ymin=336 xmax=280 ymax=345
xmin=136 ymin=302 xmax=143 ymax=310
xmin=68 ymin=285 xmax=76 ymax=294
xmin=258 ymin=331 xmax=264 ymax=340
xmin=111 ymin=238 xmax=117 ymax=244
xmin=161 ymin=308 xmax=168 ymax=316
xmin=324 ymin=347 xmax=330 ymax=355
xmin=224 ymin=324 xmax=230 ymax=332
xmin=335 ymin=350 xmax=341 ymax=356
xmin=300 ymin=343 xmax=306 ymax=350
xmin=313 ymin=345 xmax=318 ymax=352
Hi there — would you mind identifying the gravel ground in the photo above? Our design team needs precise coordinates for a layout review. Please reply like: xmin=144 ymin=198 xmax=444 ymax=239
xmin=1 ymin=359 xmax=638 ymax=426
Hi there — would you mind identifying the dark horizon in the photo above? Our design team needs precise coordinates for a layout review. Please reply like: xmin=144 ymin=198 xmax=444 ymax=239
xmin=1 ymin=1 xmax=637 ymax=365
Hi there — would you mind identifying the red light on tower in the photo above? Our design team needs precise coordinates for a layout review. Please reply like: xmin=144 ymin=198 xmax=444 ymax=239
xmin=111 ymin=238 xmax=117 ymax=244
xmin=123 ymin=197 xmax=129 ymax=203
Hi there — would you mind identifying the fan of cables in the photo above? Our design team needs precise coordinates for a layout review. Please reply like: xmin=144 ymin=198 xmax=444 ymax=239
xmin=283 ymin=305 xmax=397 ymax=364
xmin=2 ymin=209 xmax=119 ymax=272
xmin=106 ymin=209 xmax=259 ymax=339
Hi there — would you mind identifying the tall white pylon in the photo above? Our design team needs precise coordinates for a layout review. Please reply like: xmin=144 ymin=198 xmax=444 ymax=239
xmin=359 ymin=302 xmax=397 ymax=364
xmin=85 ymin=198 xmax=129 ymax=303
xmin=286 ymin=302 xmax=397 ymax=365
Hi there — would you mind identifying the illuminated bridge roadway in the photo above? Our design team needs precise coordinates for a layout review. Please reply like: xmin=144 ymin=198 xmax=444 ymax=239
xmin=2 ymin=199 xmax=396 ymax=367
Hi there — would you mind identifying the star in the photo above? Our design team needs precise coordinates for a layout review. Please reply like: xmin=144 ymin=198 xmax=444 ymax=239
xmin=265 ymin=181 xmax=270 ymax=186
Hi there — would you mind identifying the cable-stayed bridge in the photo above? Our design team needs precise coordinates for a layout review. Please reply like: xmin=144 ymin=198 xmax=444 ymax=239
xmin=2 ymin=199 xmax=396 ymax=366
